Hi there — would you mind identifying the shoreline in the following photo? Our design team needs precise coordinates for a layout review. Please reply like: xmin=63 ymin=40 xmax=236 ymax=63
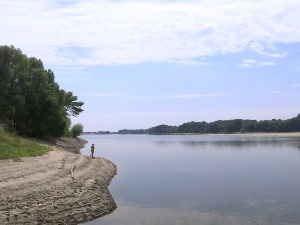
xmin=177 ymin=132 xmax=300 ymax=136
xmin=82 ymin=132 xmax=300 ymax=136
xmin=0 ymin=137 xmax=117 ymax=225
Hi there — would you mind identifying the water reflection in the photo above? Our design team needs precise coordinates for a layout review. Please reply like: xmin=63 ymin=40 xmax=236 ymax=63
xmin=154 ymin=136 xmax=300 ymax=149
xmin=85 ymin=201 xmax=300 ymax=225
xmin=80 ymin=134 xmax=300 ymax=225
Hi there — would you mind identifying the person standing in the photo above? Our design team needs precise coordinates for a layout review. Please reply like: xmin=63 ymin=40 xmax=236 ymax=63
xmin=90 ymin=143 xmax=95 ymax=159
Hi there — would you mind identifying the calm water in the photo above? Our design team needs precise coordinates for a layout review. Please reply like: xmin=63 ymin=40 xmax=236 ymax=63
xmin=79 ymin=134 xmax=300 ymax=225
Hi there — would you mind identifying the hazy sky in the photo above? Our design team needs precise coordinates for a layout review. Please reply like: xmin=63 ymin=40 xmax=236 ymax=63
xmin=1 ymin=0 xmax=300 ymax=132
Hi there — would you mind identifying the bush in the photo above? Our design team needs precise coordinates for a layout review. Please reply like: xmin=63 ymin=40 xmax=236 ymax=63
xmin=0 ymin=125 xmax=5 ymax=136
xmin=70 ymin=123 xmax=84 ymax=137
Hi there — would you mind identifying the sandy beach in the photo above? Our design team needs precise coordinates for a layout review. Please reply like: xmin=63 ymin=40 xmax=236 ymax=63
xmin=0 ymin=138 xmax=117 ymax=225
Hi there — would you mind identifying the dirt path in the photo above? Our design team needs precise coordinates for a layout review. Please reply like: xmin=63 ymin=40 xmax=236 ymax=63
xmin=0 ymin=138 xmax=117 ymax=225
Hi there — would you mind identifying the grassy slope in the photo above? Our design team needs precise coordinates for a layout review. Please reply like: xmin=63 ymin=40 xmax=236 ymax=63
xmin=0 ymin=134 xmax=51 ymax=160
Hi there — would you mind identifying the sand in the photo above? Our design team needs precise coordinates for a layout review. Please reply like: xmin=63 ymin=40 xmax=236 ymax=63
xmin=0 ymin=138 xmax=117 ymax=225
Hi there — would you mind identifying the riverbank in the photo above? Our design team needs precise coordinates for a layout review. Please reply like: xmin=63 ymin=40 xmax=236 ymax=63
xmin=0 ymin=137 xmax=117 ymax=225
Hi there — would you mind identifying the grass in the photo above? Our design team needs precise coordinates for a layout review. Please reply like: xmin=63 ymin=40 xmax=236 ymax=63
xmin=0 ymin=134 xmax=51 ymax=161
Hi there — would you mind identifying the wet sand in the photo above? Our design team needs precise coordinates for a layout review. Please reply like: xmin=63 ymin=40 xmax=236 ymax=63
xmin=0 ymin=138 xmax=117 ymax=225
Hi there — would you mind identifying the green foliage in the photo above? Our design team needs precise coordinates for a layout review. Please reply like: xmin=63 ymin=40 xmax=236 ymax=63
xmin=63 ymin=117 xmax=72 ymax=137
xmin=70 ymin=123 xmax=84 ymax=137
xmin=0 ymin=134 xmax=51 ymax=160
xmin=178 ymin=121 xmax=207 ymax=133
xmin=0 ymin=45 xmax=84 ymax=138
xmin=0 ymin=125 xmax=5 ymax=137
xmin=148 ymin=124 xmax=178 ymax=134
xmin=118 ymin=129 xmax=147 ymax=134
xmin=117 ymin=114 xmax=300 ymax=135
xmin=61 ymin=90 xmax=84 ymax=116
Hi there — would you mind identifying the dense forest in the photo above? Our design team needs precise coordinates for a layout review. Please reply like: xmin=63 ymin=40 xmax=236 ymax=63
xmin=0 ymin=45 xmax=84 ymax=138
xmin=115 ymin=114 xmax=300 ymax=135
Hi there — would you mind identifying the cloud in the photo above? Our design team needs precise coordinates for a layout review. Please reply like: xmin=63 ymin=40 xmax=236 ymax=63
xmin=291 ymin=83 xmax=300 ymax=88
xmin=248 ymin=41 xmax=287 ymax=58
xmin=166 ymin=59 xmax=213 ymax=66
xmin=165 ymin=93 xmax=228 ymax=99
xmin=241 ymin=59 xmax=275 ymax=68
xmin=1 ymin=0 xmax=300 ymax=65
xmin=87 ymin=93 xmax=123 ymax=97
xmin=271 ymin=91 xmax=282 ymax=94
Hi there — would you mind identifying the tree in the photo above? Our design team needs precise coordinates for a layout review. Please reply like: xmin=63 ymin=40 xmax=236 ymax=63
xmin=0 ymin=46 xmax=29 ymax=128
xmin=148 ymin=124 xmax=178 ymax=134
xmin=0 ymin=45 xmax=84 ymax=138
xmin=178 ymin=121 xmax=207 ymax=133
xmin=70 ymin=123 xmax=84 ymax=137
xmin=59 ymin=90 xmax=84 ymax=116
xmin=203 ymin=122 xmax=219 ymax=133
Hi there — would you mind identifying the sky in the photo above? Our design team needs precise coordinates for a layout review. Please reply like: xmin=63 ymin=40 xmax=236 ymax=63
xmin=1 ymin=0 xmax=300 ymax=132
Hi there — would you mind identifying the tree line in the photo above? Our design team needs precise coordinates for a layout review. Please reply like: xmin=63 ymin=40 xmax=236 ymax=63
xmin=0 ymin=45 xmax=84 ymax=138
xmin=115 ymin=114 xmax=300 ymax=135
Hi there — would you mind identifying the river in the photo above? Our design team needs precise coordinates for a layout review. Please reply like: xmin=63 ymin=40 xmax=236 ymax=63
xmin=79 ymin=134 xmax=300 ymax=225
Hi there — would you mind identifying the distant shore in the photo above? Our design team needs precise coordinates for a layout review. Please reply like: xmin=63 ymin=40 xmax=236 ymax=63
xmin=179 ymin=132 xmax=300 ymax=136
xmin=82 ymin=132 xmax=300 ymax=136
xmin=0 ymin=137 xmax=117 ymax=225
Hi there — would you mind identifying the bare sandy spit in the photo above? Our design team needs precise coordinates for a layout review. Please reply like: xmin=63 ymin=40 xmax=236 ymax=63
xmin=0 ymin=138 xmax=117 ymax=225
